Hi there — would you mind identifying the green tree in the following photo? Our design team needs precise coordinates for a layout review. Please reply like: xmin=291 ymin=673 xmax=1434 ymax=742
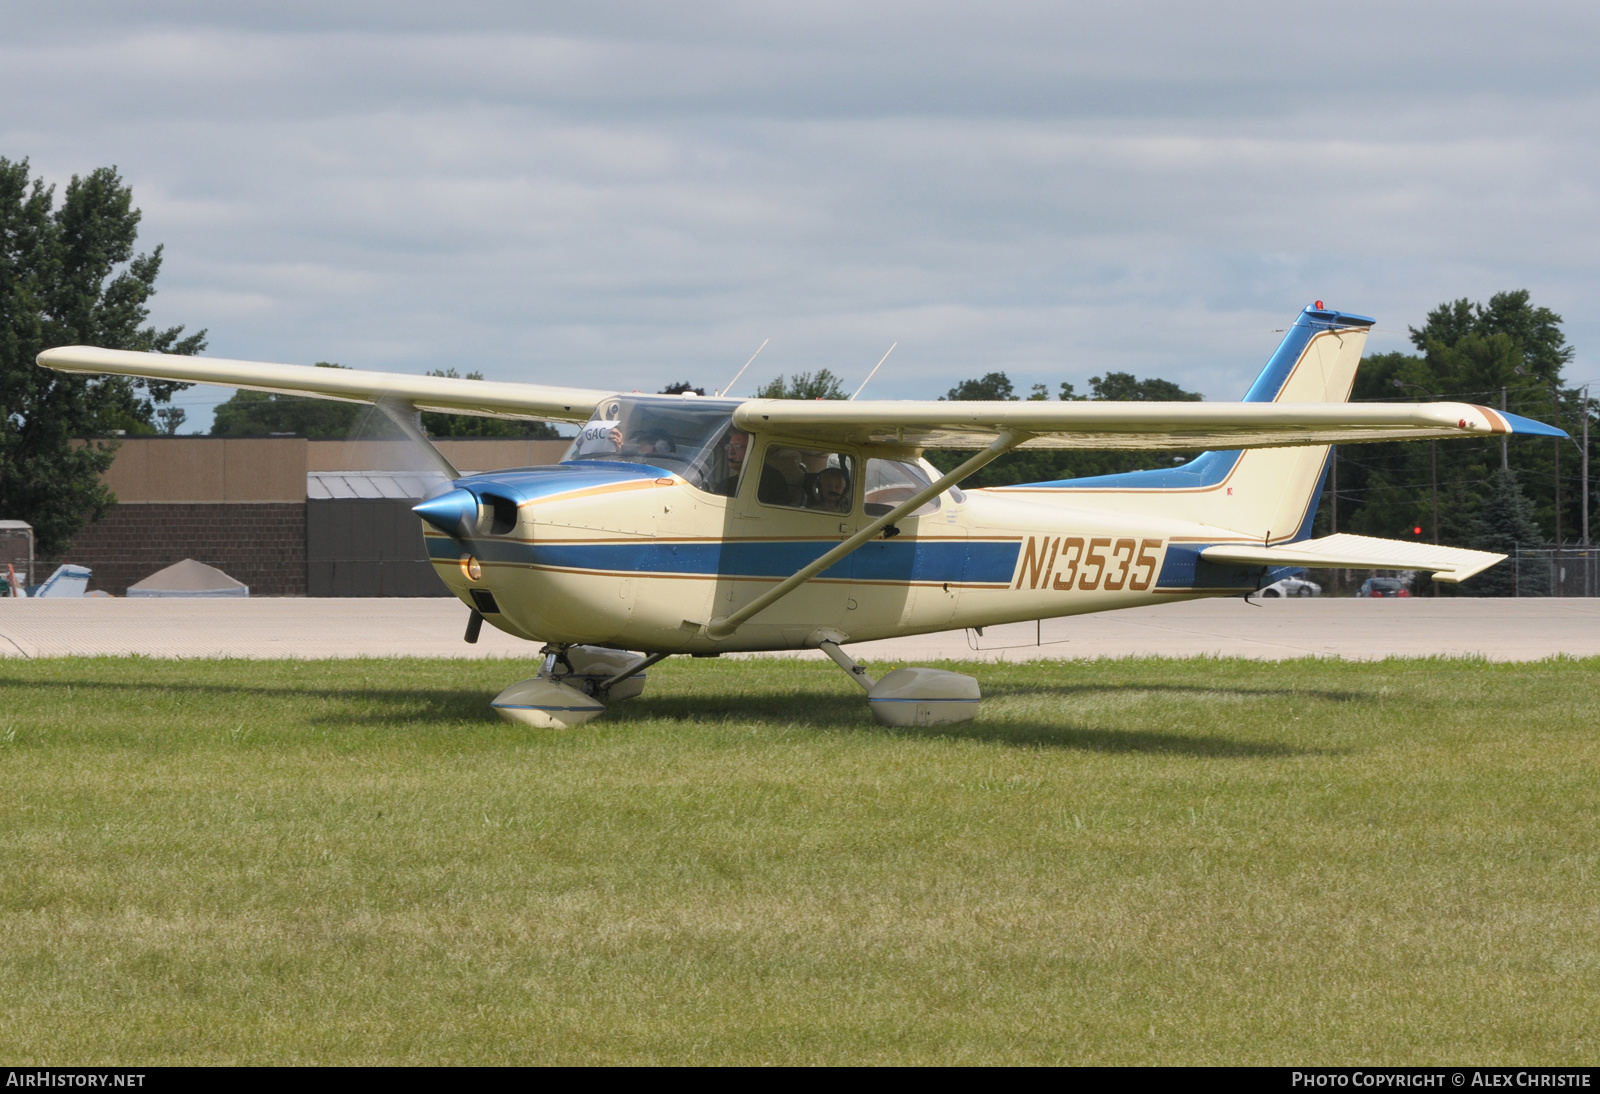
xmin=211 ymin=364 xmax=362 ymax=438
xmin=942 ymin=373 xmax=1017 ymax=401
xmin=1460 ymin=469 xmax=1548 ymax=597
xmin=1087 ymin=371 xmax=1203 ymax=402
xmin=0 ymin=158 xmax=204 ymax=556
xmin=756 ymin=369 xmax=847 ymax=400
xmin=1329 ymin=291 xmax=1586 ymax=550
xmin=1411 ymin=291 xmax=1572 ymax=381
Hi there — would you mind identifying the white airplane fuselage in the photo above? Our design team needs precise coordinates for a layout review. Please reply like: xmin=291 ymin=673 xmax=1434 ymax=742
xmin=424 ymin=448 xmax=1294 ymax=656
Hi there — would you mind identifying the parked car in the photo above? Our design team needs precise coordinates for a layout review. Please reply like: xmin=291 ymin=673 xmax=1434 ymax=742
xmin=1359 ymin=576 xmax=1410 ymax=598
xmin=1259 ymin=576 xmax=1321 ymax=598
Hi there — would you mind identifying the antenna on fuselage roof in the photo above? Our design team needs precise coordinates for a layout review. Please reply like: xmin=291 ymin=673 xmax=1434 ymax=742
xmin=850 ymin=342 xmax=897 ymax=400
xmin=716 ymin=338 xmax=769 ymax=397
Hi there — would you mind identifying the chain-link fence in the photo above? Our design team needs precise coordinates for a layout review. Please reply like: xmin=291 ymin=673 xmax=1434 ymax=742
xmin=1508 ymin=547 xmax=1600 ymax=597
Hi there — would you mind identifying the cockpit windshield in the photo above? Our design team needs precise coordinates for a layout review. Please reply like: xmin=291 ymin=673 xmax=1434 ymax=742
xmin=563 ymin=395 xmax=744 ymax=493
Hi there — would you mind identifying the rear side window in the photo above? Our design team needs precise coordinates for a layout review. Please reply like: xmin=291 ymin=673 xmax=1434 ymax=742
xmin=756 ymin=446 xmax=855 ymax=513
xmin=864 ymin=458 xmax=939 ymax=517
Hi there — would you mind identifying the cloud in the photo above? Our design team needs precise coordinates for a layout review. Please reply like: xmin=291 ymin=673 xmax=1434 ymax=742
xmin=5 ymin=1 xmax=1599 ymax=432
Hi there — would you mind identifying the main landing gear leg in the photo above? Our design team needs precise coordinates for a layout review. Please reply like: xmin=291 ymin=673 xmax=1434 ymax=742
xmin=817 ymin=638 xmax=874 ymax=692
xmin=490 ymin=645 xmax=666 ymax=729
xmin=810 ymin=631 xmax=982 ymax=727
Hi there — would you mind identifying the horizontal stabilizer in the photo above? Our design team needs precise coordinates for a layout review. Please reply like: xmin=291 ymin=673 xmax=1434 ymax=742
xmin=1200 ymin=533 xmax=1504 ymax=583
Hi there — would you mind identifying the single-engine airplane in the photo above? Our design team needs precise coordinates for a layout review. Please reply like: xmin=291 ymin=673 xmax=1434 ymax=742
xmin=39 ymin=304 xmax=1566 ymax=727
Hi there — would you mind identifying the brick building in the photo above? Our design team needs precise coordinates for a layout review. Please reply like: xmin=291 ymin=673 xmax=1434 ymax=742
xmin=63 ymin=436 xmax=568 ymax=596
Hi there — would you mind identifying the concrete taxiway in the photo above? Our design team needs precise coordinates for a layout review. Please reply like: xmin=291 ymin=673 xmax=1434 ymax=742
xmin=2 ymin=597 xmax=1597 ymax=662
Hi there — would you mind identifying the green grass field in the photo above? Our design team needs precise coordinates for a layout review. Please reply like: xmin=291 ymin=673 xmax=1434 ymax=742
xmin=2 ymin=654 xmax=1597 ymax=1065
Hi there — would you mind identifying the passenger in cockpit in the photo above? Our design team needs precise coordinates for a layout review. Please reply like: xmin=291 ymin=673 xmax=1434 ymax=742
xmin=628 ymin=430 xmax=676 ymax=456
xmin=809 ymin=466 xmax=851 ymax=512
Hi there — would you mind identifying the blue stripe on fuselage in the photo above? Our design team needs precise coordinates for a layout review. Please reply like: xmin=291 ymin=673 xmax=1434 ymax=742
xmin=427 ymin=534 xmax=1021 ymax=584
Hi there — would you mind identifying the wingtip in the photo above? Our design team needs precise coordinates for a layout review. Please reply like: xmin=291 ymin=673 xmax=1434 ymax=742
xmin=36 ymin=346 xmax=102 ymax=372
xmin=1498 ymin=409 xmax=1569 ymax=439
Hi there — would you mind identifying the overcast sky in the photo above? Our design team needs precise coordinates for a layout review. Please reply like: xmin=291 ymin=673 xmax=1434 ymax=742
xmin=5 ymin=2 xmax=1598 ymax=430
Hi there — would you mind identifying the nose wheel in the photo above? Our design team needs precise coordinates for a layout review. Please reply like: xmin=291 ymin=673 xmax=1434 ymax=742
xmin=491 ymin=645 xmax=668 ymax=728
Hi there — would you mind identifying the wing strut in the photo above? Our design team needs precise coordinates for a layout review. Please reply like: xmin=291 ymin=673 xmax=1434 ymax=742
xmin=706 ymin=431 xmax=1027 ymax=639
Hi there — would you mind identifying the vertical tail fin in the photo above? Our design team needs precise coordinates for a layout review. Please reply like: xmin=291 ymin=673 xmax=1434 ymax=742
xmin=997 ymin=304 xmax=1374 ymax=542
xmin=1240 ymin=304 xmax=1374 ymax=405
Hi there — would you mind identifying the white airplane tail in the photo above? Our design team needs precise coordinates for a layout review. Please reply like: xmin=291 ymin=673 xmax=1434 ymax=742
xmin=993 ymin=304 xmax=1372 ymax=542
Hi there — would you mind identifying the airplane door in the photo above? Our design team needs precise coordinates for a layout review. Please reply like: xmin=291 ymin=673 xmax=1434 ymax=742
xmin=719 ymin=439 xmax=855 ymax=639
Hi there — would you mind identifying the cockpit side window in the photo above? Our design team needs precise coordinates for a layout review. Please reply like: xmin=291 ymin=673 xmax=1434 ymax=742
xmin=705 ymin=426 xmax=749 ymax=497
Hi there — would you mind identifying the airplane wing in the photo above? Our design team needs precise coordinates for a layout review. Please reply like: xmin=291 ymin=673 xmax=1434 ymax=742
xmin=1201 ymin=533 xmax=1503 ymax=583
xmin=38 ymin=345 xmax=1567 ymax=451
xmin=732 ymin=399 xmax=1567 ymax=450
xmin=36 ymin=346 xmax=611 ymax=424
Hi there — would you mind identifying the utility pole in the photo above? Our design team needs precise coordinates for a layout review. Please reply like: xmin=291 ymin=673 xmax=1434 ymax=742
xmin=1329 ymin=448 xmax=1339 ymax=595
xmin=1544 ymin=380 xmax=1564 ymax=596
xmin=1582 ymin=385 xmax=1590 ymax=547
xmin=1393 ymin=379 xmax=1441 ymax=550
xmin=1501 ymin=386 xmax=1509 ymax=471
xmin=1555 ymin=432 xmax=1563 ymax=547
xmin=1582 ymin=385 xmax=1591 ymax=600
xmin=1431 ymin=440 xmax=1439 ymax=544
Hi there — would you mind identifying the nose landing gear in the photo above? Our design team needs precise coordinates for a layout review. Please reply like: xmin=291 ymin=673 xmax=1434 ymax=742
xmin=491 ymin=645 xmax=666 ymax=728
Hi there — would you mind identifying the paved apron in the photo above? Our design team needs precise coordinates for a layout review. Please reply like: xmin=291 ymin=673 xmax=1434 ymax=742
xmin=2 ymin=598 xmax=1597 ymax=661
